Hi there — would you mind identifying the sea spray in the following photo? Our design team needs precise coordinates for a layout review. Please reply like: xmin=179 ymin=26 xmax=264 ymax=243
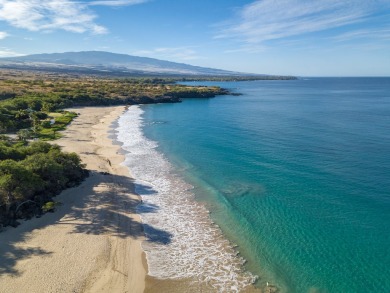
xmin=116 ymin=106 xmax=257 ymax=292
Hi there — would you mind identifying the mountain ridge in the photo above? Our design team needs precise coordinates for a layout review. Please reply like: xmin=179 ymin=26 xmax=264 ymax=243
xmin=0 ymin=51 xmax=250 ymax=76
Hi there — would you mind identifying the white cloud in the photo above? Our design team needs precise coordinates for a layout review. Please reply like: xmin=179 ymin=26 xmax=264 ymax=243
xmin=0 ymin=0 xmax=147 ymax=34
xmin=0 ymin=0 xmax=104 ymax=34
xmin=89 ymin=0 xmax=148 ymax=7
xmin=134 ymin=47 xmax=204 ymax=61
xmin=0 ymin=31 xmax=8 ymax=39
xmin=217 ymin=0 xmax=390 ymax=45
xmin=332 ymin=28 xmax=390 ymax=42
xmin=0 ymin=48 xmax=23 ymax=57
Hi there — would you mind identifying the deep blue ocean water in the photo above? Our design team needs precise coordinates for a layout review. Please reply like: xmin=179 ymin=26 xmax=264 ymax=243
xmin=140 ymin=78 xmax=390 ymax=293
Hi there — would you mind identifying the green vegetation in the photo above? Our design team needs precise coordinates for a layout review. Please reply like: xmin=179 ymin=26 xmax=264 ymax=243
xmin=0 ymin=69 xmax=229 ymax=135
xmin=0 ymin=140 xmax=87 ymax=228
xmin=37 ymin=112 xmax=77 ymax=140
xmin=42 ymin=201 xmax=61 ymax=213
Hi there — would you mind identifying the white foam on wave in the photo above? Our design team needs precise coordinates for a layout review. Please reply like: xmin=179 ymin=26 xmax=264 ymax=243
xmin=116 ymin=106 xmax=257 ymax=292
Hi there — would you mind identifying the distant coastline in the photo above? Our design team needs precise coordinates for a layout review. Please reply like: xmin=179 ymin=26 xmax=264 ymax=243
xmin=0 ymin=50 xmax=298 ymax=80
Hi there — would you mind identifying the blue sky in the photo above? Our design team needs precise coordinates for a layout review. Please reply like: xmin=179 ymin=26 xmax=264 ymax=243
xmin=0 ymin=0 xmax=389 ymax=76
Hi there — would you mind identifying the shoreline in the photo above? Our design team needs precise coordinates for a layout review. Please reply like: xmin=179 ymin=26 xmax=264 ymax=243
xmin=117 ymin=106 xmax=263 ymax=293
xmin=0 ymin=106 xmax=147 ymax=293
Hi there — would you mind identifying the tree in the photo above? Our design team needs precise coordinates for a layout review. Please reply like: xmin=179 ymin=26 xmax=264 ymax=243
xmin=15 ymin=109 xmax=29 ymax=120
xmin=30 ymin=112 xmax=41 ymax=135
xmin=22 ymin=153 xmax=67 ymax=195
xmin=41 ymin=102 xmax=55 ymax=112
xmin=48 ymin=149 xmax=86 ymax=186
xmin=26 ymin=141 xmax=58 ymax=155
xmin=17 ymin=129 xmax=33 ymax=141
xmin=0 ymin=160 xmax=43 ymax=215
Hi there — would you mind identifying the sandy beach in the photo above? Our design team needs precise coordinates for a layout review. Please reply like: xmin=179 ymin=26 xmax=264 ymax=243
xmin=0 ymin=105 xmax=266 ymax=293
xmin=0 ymin=106 xmax=146 ymax=293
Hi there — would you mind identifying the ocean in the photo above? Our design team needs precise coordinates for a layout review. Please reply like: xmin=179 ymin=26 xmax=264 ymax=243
xmin=117 ymin=78 xmax=390 ymax=293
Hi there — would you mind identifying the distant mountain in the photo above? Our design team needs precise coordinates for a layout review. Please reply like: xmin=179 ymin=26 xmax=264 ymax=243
xmin=0 ymin=51 xmax=250 ymax=76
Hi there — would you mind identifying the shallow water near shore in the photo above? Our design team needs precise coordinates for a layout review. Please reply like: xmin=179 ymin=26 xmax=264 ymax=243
xmin=117 ymin=108 xmax=257 ymax=292
xmin=118 ymin=78 xmax=390 ymax=293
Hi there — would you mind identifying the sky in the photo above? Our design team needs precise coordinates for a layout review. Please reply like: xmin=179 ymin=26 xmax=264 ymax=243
xmin=0 ymin=0 xmax=390 ymax=76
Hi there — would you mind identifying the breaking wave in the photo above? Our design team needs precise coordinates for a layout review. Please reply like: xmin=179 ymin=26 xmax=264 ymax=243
xmin=116 ymin=106 xmax=256 ymax=292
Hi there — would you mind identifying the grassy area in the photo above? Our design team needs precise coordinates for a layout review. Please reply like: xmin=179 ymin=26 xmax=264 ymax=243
xmin=37 ymin=112 xmax=77 ymax=140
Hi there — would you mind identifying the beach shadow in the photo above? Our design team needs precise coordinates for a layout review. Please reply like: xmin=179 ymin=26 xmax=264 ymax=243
xmin=0 ymin=242 xmax=52 ymax=276
xmin=137 ymin=202 xmax=159 ymax=214
xmin=59 ymin=173 xmax=172 ymax=244
xmin=60 ymin=172 xmax=172 ymax=244
xmin=0 ymin=197 xmax=70 ymax=276
xmin=144 ymin=225 xmax=172 ymax=245
xmin=134 ymin=182 xmax=158 ymax=196
xmin=0 ymin=171 xmax=171 ymax=277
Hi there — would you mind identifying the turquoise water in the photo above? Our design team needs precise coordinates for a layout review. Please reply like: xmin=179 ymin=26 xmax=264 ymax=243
xmin=140 ymin=78 xmax=390 ymax=293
